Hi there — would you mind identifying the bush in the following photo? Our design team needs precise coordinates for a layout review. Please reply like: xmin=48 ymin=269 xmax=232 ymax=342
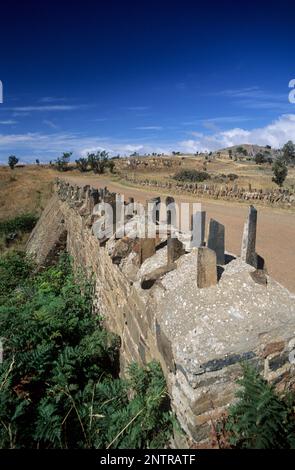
xmin=222 ymin=364 xmax=295 ymax=448
xmin=272 ymin=158 xmax=288 ymax=187
xmin=55 ymin=152 xmax=72 ymax=172
xmin=255 ymin=153 xmax=266 ymax=164
xmin=0 ymin=214 xmax=38 ymax=235
xmin=0 ymin=253 xmax=174 ymax=448
xmin=75 ymin=158 xmax=88 ymax=172
xmin=227 ymin=173 xmax=239 ymax=181
xmin=87 ymin=151 xmax=109 ymax=174
xmin=173 ymin=169 xmax=210 ymax=183
xmin=8 ymin=156 xmax=19 ymax=169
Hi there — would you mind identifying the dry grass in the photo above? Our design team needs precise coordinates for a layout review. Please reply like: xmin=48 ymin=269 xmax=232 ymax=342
xmin=117 ymin=155 xmax=295 ymax=191
xmin=0 ymin=165 xmax=56 ymax=220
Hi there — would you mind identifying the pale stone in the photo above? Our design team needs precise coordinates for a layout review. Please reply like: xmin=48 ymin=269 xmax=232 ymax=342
xmin=197 ymin=247 xmax=217 ymax=288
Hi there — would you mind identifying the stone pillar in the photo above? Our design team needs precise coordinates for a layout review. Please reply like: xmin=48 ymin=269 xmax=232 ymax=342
xmin=140 ymin=238 xmax=156 ymax=264
xmin=126 ymin=197 xmax=135 ymax=219
xmin=147 ymin=196 xmax=160 ymax=225
xmin=207 ymin=219 xmax=225 ymax=265
xmin=241 ymin=205 xmax=257 ymax=267
xmin=197 ymin=247 xmax=217 ymax=288
xmin=190 ymin=211 xmax=206 ymax=248
xmin=167 ymin=236 xmax=185 ymax=264
xmin=166 ymin=196 xmax=176 ymax=226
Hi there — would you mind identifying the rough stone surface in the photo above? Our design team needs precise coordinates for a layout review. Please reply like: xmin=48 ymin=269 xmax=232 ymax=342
xmin=241 ymin=205 xmax=257 ymax=267
xmin=26 ymin=179 xmax=295 ymax=448
xmin=167 ymin=236 xmax=186 ymax=264
xmin=197 ymin=247 xmax=217 ymax=288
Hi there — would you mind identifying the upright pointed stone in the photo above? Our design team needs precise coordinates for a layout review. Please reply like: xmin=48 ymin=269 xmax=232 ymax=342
xmin=190 ymin=211 xmax=206 ymax=248
xmin=197 ymin=247 xmax=217 ymax=288
xmin=167 ymin=236 xmax=185 ymax=264
xmin=140 ymin=238 xmax=156 ymax=264
xmin=207 ymin=219 xmax=225 ymax=265
xmin=166 ymin=196 xmax=176 ymax=226
xmin=147 ymin=196 xmax=160 ymax=225
xmin=241 ymin=205 xmax=257 ymax=267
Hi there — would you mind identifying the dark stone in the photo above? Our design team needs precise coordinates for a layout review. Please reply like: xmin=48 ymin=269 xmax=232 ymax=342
xmin=200 ymin=351 xmax=256 ymax=373
xmin=268 ymin=352 xmax=289 ymax=371
xmin=156 ymin=320 xmax=176 ymax=373
xmin=166 ymin=196 xmax=176 ymax=225
xmin=207 ymin=219 xmax=225 ymax=265
xmin=167 ymin=236 xmax=185 ymax=264
xmin=141 ymin=263 xmax=176 ymax=289
xmin=250 ymin=269 xmax=268 ymax=286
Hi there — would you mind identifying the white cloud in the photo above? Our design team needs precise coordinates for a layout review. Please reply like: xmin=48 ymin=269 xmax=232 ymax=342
xmin=1 ymin=114 xmax=295 ymax=162
xmin=135 ymin=126 xmax=163 ymax=130
xmin=43 ymin=119 xmax=59 ymax=129
xmin=179 ymin=114 xmax=295 ymax=152
xmin=0 ymin=120 xmax=17 ymax=125
xmin=4 ymin=104 xmax=89 ymax=112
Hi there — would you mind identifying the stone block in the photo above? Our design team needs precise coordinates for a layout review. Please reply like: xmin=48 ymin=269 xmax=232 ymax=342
xmin=196 ymin=247 xmax=217 ymax=288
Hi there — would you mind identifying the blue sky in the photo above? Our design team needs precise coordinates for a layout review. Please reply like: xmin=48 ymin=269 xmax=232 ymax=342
xmin=0 ymin=0 xmax=295 ymax=163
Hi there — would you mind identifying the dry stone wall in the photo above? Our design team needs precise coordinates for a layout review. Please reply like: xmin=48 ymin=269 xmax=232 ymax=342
xmin=26 ymin=178 xmax=295 ymax=447
xmin=122 ymin=173 xmax=295 ymax=208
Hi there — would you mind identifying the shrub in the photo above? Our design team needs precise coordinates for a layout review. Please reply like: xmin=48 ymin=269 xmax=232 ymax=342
xmin=227 ymin=173 xmax=239 ymax=181
xmin=87 ymin=151 xmax=109 ymax=174
xmin=255 ymin=153 xmax=266 ymax=164
xmin=75 ymin=157 xmax=88 ymax=172
xmin=55 ymin=152 xmax=72 ymax=172
xmin=173 ymin=169 xmax=210 ymax=183
xmin=0 ymin=253 xmax=174 ymax=448
xmin=272 ymin=158 xmax=288 ymax=187
xmin=223 ymin=364 xmax=295 ymax=448
xmin=0 ymin=214 xmax=38 ymax=235
xmin=8 ymin=156 xmax=19 ymax=169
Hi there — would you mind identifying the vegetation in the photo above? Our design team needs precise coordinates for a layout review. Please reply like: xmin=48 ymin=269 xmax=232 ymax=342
xmin=236 ymin=146 xmax=247 ymax=156
xmin=173 ymin=169 xmax=210 ymax=183
xmin=0 ymin=214 xmax=38 ymax=236
xmin=0 ymin=252 xmax=174 ymax=448
xmin=218 ymin=364 xmax=295 ymax=449
xmin=55 ymin=152 xmax=72 ymax=172
xmin=255 ymin=152 xmax=266 ymax=165
xmin=75 ymin=157 xmax=88 ymax=172
xmin=8 ymin=156 xmax=19 ymax=170
xmin=87 ymin=151 xmax=110 ymax=174
xmin=282 ymin=140 xmax=295 ymax=165
xmin=272 ymin=158 xmax=288 ymax=187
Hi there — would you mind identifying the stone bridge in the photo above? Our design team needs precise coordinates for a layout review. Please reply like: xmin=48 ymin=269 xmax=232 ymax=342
xmin=26 ymin=178 xmax=295 ymax=447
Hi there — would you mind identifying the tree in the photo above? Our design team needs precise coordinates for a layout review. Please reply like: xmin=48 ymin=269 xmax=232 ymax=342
xmin=87 ymin=150 xmax=109 ymax=174
xmin=282 ymin=140 xmax=295 ymax=164
xmin=228 ymin=149 xmax=233 ymax=159
xmin=254 ymin=152 xmax=266 ymax=165
xmin=8 ymin=155 xmax=19 ymax=169
xmin=75 ymin=157 xmax=88 ymax=172
xmin=55 ymin=152 xmax=72 ymax=172
xmin=35 ymin=159 xmax=40 ymax=166
xmin=272 ymin=158 xmax=288 ymax=187
xmin=236 ymin=146 xmax=247 ymax=156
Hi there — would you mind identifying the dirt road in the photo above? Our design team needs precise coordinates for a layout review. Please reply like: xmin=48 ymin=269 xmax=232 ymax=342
xmin=64 ymin=175 xmax=295 ymax=293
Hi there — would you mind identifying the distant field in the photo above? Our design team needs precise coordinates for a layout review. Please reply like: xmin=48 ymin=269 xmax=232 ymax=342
xmin=116 ymin=155 xmax=295 ymax=192
xmin=0 ymin=165 xmax=56 ymax=220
